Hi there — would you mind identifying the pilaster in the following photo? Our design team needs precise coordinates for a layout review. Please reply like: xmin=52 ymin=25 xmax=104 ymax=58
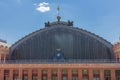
xmin=0 ymin=69 xmax=4 ymax=80
xmin=19 ymin=68 xmax=22 ymax=80
xmin=28 ymin=69 xmax=32 ymax=80
xmin=58 ymin=68 xmax=62 ymax=80
xmin=9 ymin=69 xmax=13 ymax=80
xmin=89 ymin=69 xmax=93 ymax=80
xmin=48 ymin=69 xmax=52 ymax=80
xmin=111 ymin=69 xmax=116 ymax=80
xmin=38 ymin=69 xmax=42 ymax=80
xmin=78 ymin=69 xmax=83 ymax=80
xmin=68 ymin=69 xmax=72 ymax=80
xmin=100 ymin=69 xmax=104 ymax=80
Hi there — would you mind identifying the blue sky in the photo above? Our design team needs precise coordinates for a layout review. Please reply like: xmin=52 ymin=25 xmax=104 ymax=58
xmin=0 ymin=0 xmax=120 ymax=45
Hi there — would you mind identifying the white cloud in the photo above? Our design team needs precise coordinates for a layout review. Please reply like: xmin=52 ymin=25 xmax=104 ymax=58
xmin=36 ymin=2 xmax=50 ymax=13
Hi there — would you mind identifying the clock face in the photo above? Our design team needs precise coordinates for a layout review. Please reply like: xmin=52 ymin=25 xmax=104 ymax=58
xmin=57 ymin=53 xmax=60 ymax=57
xmin=52 ymin=50 xmax=65 ymax=60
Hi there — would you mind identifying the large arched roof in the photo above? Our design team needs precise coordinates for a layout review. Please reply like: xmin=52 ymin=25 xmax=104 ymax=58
xmin=11 ymin=21 xmax=112 ymax=50
xmin=9 ymin=21 xmax=114 ymax=60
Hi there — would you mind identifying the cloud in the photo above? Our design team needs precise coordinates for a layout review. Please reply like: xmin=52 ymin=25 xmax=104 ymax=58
xmin=36 ymin=2 xmax=50 ymax=13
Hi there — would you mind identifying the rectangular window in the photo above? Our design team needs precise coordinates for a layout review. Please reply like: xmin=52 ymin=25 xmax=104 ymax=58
xmin=42 ymin=70 xmax=47 ymax=80
xmin=23 ymin=70 xmax=28 ymax=80
xmin=52 ymin=70 xmax=57 ymax=80
xmin=82 ymin=70 xmax=88 ymax=80
xmin=13 ymin=70 xmax=19 ymax=80
xmin=104 ymin=70 xmax=111 ymax=80
xmin=32 ymin=70 xmax=38 ymax=80
xmin=4 ymin=70 xmax=9 ymax=80
xmin=116 ymin=70 xmax=120 ymax=80
xmin=93 ymin=70 xmax=100 ymax=80
xmin=72 ymin=70 xmax=78 ymax=80
xmin=62 ymin=70 xmax=67 ymax=80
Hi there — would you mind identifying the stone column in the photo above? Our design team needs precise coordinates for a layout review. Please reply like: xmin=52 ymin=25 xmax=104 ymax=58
xmin=68 ymin=69 xmax=72 ymax=80
xmin=28 ymin=69 xmax=32 ymax=80
xmin=58 ymin=68 xmax=62 ymax=80
xmin=3 ymin=55 xmax=6 ymax=63
xmin=78 ymin=69 xmax=83 ymax=80
xmin=48 ymin=69 xmax=52 ymax=80
xmin=19 ymin=68 xmax=22 ymax=80
xmin=89 ymin=69 xmax=93 ymax=80
xmin=38 ymin=69 xmax=42 ymax=80
xmin=0 ymin=69 xmax=4 ymax=80
xmin=0 ymin=54 xmax=1 ymax=62
xmin=100 ymin=69 xmax=104 ymax=80
xmin=111 ymin=69 xmax=116 ymax=80
xmin=9 ymin=69 xmax=13 ymax=80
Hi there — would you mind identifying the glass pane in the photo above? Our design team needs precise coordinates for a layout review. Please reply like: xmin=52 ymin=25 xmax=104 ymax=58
xmin=72 ymin=70 xmax=78 ymax=74
xmin=23 ymin=76 xmax=28 ymax=80
xmin=116 ymin=70 xmax=120 ymax=80
xmin=116 ymin=70 xmax=120 ymax=75
xmin=82 ymin=70 xmax=88 ymax=74
xmin=32 ymin=76 xmax=38 ymax=80
xmin=116 ymin=77 xmax=120 ymax=80
xmin=13 ymin=76 xmax=19 ymax=80
xmin=93 ymin=70 xmax=99 ymax=74
xmin=52 ymin=70 xmax=57 ymax=74
xmin=72 ymin=77 xmax=78 ymax=80
xmin=4 ymin=76 xmax=9 ymax=80
xmin=93 ymin=77 xmax=100 ymax=80
xmin=104 ymin=70 xmax=110 ymax=75
xmin=62 ymin=70 xmax=67 ymax=74
xmin=42 ymin=76 xmax=47 ymax=80
xmin=62 ymin=76 xmax=67 ymax=80
xmin=42 ymin=70 xmax=47 ymax=74
xmin=105 ymin=77 xmax=111 ymax=80
xmin=52 ymin=76 xmax=58 ymax=80
xmin=83 ymin=77 xmax=88 ymax=80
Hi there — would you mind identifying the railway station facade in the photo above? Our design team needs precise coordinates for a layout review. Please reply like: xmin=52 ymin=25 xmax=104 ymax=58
xmin=0 ymin=19 xmax=120 ymax=80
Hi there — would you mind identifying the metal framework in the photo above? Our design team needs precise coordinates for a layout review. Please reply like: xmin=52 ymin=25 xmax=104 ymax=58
xmin=9 ymin=21 xmax=114 ymax=60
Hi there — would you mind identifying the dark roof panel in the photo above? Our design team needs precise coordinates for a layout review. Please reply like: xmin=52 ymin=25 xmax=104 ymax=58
xmin=9 ymin=21 xmax=114 ymax=60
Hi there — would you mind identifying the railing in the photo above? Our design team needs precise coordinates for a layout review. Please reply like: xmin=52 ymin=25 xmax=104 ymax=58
xmin=0 ymin=59 xmax=120 ymax=64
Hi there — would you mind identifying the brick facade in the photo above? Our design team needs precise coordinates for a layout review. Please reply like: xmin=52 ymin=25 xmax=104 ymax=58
xmin=113 ymin=41 xmax=120 ymax=61
xmin=0 ymin=42 xmax=9 ymax=62
xmin=0 ymin=64 xmax=120 ymax=80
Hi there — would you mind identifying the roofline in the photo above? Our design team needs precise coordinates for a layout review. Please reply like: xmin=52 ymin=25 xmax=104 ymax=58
xmin=10 ymin=21 xmax=112 ymax=50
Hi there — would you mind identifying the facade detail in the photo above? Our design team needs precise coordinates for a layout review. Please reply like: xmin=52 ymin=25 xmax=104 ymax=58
xmin=0 ymin=39 xmax=9 ymax=62
xmin=113 ymin=41 xmax=120 ymax=61
xmin=0 ymin=21 xmax=120 ymax=80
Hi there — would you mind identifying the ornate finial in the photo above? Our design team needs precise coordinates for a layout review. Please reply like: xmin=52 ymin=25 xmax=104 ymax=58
xmin=57 ymin=6 xmax=60 ymax=16
xmin=45 ymin=21 xmax=50 ymax=27
xmin=67 ymin=20 xmax=74 ymax=26
xmin=57 ymin=6 xmax=61 ymax=22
